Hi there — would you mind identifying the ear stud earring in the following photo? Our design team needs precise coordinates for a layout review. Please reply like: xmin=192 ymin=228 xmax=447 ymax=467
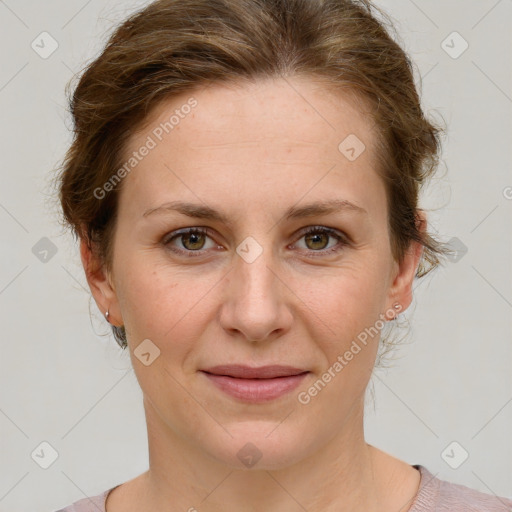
xmin=393 ymin=302 xmax=401 ymax=320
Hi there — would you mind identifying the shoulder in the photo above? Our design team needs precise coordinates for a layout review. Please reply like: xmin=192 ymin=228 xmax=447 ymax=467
xmin=409 ymin=465 xmax=512 ymax=511
xmin=54 ymin=486 xmax=118 ymax=512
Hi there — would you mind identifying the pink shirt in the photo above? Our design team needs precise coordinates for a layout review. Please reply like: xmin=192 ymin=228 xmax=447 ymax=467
xmin=55 ymin=465 xmax=512 ymax=511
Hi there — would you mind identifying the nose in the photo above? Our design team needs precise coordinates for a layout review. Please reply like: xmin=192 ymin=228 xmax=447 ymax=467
xmin=218 ymin=243 xmax=293 ymax=343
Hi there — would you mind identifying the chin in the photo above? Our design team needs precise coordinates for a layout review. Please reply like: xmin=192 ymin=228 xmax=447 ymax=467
xmin=205 ymin=422 xmax=317 ymax=471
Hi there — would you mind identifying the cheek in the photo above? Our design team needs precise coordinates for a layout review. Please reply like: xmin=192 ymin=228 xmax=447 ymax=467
xmin=297 ymin=262 xmax=386 ymax=344
xmin=116 ymin=258 xmax=217 ymax=349
xmin=296 ymin=272 xmax=384 ymax=417
xmin=118 ymin=266 xmax=209 ymax=396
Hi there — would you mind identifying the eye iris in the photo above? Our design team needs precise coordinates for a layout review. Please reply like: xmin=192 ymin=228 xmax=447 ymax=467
xmin=305 ymin=231 xmax=329 ymax=250
xmin=182 ymin=232 xmax=205 ymax=250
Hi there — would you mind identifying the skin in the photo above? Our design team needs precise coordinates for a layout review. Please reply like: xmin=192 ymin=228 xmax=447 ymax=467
xmin=82 ymin=75 xmax=425 ymax=511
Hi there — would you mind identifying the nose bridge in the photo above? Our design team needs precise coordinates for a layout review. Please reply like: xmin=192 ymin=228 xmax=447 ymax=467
xmin=220 ymin=234 xmax=291 ymax=341
xmin=237 ymin=237 xmax=277 ymax=299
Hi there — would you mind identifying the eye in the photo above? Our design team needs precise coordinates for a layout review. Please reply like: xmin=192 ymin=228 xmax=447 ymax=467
xmin=293 ymin=226 xmax=348 ymax=256
xmin=162 ymin=227 xmax=219 ymax=257
xmin=162 ymin=225 xmax=349 ymax=259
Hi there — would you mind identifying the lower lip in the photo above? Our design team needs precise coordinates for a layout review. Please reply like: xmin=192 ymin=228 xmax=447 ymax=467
xmin=201 ymin=371 xmax=309 ymax=403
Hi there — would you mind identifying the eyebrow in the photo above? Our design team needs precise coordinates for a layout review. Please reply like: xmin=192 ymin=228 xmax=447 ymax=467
xmin=142 ymin=199 xmax=367 ymax=222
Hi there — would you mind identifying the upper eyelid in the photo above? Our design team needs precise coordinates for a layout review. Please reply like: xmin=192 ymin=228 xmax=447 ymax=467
xmin=164 ymin=225 xmax=347 ymax=248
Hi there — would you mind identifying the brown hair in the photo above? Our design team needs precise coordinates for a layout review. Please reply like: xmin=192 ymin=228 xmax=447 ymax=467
xmin=56 ymin=0 xmax=450 ymax=350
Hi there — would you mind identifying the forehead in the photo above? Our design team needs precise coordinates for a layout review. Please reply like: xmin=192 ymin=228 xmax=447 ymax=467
xmin=117 ymin=76 xmax=386 ymax=222
xmin=135 ymin=75 xmax=377 ymax=150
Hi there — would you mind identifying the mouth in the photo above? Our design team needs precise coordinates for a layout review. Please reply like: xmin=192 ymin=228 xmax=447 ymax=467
xmin=200 ymin=365 xmax=310 ymax=402
xmin=202 ymin=364 xmax=308 ymax=379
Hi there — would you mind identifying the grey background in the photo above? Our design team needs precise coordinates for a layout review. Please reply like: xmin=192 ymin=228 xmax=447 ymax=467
xmin=0 ymin=1 xmax=510 ymax=510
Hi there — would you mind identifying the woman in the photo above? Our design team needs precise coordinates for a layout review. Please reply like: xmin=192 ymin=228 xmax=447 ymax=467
xmin=54 ymin=0 xmax=512 ymax=510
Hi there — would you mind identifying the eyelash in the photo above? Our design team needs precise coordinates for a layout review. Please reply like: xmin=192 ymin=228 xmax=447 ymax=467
xmin=162 ymin=226 xmax=349 ymax=258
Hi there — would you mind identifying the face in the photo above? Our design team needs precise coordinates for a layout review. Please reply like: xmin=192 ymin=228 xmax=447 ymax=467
xmin=83 ymin=76 xmax=422 ymax=470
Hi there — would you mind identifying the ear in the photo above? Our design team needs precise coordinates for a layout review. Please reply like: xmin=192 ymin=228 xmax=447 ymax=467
xmin=80 ymin=238 xmax=123 ymax=327
xmin=386 ymin=210 xmax=426 ymax=315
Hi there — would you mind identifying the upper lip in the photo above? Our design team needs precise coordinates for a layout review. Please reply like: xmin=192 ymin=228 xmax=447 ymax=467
xmin=201 ymin=365 xmax=309 ymax=379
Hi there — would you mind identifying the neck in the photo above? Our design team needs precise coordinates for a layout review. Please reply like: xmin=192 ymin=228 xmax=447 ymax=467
xmin=141 ymin=396 xmax=384 ymax=512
